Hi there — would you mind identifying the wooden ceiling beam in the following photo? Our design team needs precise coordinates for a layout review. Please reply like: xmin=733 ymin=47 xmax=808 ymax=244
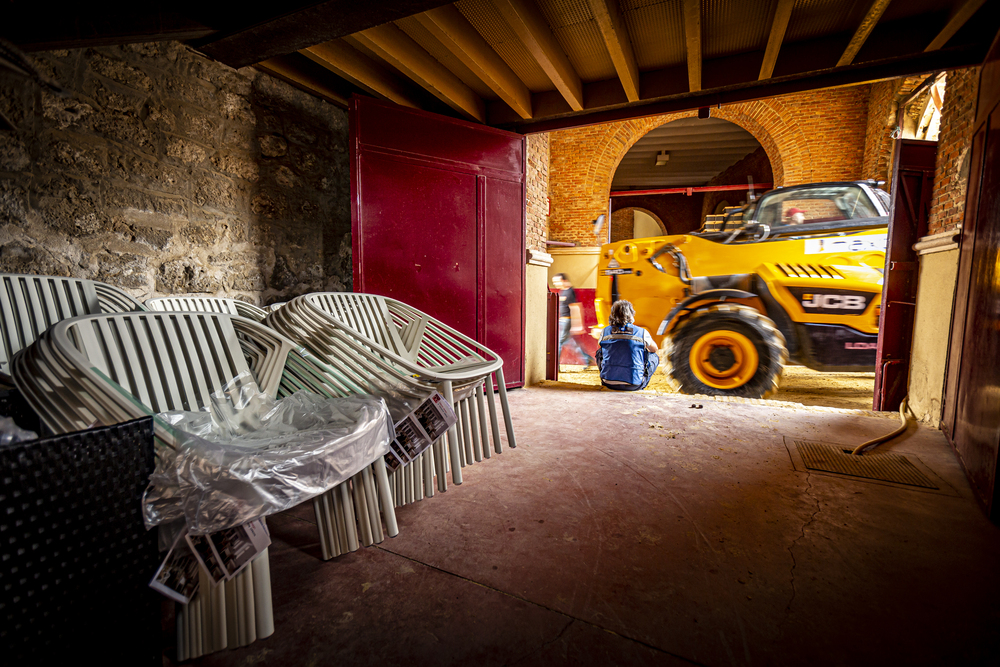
xmin=836 ymin=0 xmax=893 ymax=67
xmin=414 ymin=6 xmax=533 ymax=119
xmin=490 ymin=0 xmax=584 ymax=111
xmin=302 ymin=40 xmax=421 ymax=109
xmin=256 ymin=56 xmax=349 ymax=107
xmin=759 ymin=0 xmax=795 ymax=80
xmin=494 ymin=42 xmax=986 ymax=133
xmin=682 ymin=0 xmax=702 ymax=92
xmin=587 ymin=0 xmax=641 ymax=102
xmin=925 ymin=0 xmax=988 ymax=51
xmin=352 ymin=23 xmax=486 ymax=122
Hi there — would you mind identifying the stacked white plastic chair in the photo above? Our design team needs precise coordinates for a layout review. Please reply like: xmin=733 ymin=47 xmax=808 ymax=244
xmin=152 ymin=296 xmax=440 ymax=511
xmin=0 ymin=272 xmax=144 ymax=385
xmin=267 ymin=292 xmax=517 ymax=504
xmin=267 ymin=301 xmax=443 ymax=507
xmin=145 ymin=295 xmax=269 ymax=322
xmin=11 ymin=310 xmax=398 ymax=660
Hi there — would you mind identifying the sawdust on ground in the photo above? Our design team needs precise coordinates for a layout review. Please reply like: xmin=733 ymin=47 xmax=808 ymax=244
xmin=554 ymin=364 xmax=876 ymax=411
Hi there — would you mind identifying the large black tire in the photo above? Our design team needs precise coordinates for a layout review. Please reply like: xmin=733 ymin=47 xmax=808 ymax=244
xmin=663 ymin=304 xmax=788 ymax=398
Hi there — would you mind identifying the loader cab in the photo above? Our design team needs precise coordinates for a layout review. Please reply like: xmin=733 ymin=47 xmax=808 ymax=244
xmin=720 ymin=182 xmax=888 ymax=243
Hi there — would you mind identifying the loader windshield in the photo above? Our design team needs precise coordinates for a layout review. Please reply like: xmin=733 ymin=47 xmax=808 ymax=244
xmin=755 ymin=185 xmax=880 ymax=228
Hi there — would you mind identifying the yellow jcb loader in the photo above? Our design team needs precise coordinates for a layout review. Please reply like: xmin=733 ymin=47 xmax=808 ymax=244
xmin=594 ymin=181 xmax=889 ymax=398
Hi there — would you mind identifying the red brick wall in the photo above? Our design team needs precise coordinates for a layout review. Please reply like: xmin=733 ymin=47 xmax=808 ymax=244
xmin=862 ymin=76 xmax=927 ymax=188
xmin=701 ymin=146 xmax=774 ymax=220
xmin=610 ymin=194 xmax=704 ymax=237
xmin=862 ymin=80 xmax=897 ymax=185
xmin=928 ymin=67 xmax=979 ymax=235
xmin=549 ymin=85 xmax=871 ymax=246
xmin=526 ymin=132 xmax=550 ymax=251
xmin=610 ymin=207 xmax=634 ymax=240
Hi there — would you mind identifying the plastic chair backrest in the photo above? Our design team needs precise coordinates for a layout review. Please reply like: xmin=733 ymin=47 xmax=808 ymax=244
xmin=14 ymin=311 xmax=359 ymax=443
xmin=0 ymin=273 xmax=142 ymax=377
xmin=302 ymin=293 xmax=498 ymax=376
xmin=265 ymin=300 xmax=435 ymax=400
xmin=56 ymin=312 xmax=257 ymax=414
xmin=146 ymin=296 xmax=268 ymax=322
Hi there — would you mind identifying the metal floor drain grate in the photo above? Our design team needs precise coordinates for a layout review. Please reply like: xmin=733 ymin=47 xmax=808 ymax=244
xmin=794 ymin=440 xmax=938 ymax=489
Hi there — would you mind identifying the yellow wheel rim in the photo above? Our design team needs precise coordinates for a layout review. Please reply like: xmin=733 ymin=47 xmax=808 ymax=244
xmin=688 ymin=330 xmax=759 ymax=390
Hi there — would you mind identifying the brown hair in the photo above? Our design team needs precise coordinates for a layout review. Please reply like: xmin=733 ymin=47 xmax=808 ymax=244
xmin=609 ymin=300 xmax=635 ymax=328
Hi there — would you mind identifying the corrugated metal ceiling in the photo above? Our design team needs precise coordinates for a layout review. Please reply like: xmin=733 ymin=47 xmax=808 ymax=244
xmin=881 ymin=0 xmax=954 ymax=23
xmin=620 ymin=0 xmax=686 ymax=71
xmin=701 ymin=0 xmax=771 ymax=60
xmin=785 ymin=0 xmax=870 ymax=43
xmin=613 ymin=117 xmax=763 ymax=187
xmin=455 ymin=0 xmax=555 ymax=92
xmin=536 ymin=0 xmax=617 ymax=82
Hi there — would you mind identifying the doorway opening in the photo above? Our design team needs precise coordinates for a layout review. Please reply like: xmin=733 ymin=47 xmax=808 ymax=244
xmin=609 ymin=117 xmax=772 ymax=241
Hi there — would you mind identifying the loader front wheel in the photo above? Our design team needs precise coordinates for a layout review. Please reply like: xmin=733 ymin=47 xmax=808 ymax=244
xmin=665 ymin=304 xmax=787 ymax=399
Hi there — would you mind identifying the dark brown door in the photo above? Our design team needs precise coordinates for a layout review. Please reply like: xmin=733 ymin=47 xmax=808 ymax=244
xmin=350 ymin=97 xmax=526 ymax=387
xmin=944 ymin=33 xmax=1000 ymax=517
xmin=874 ymin=140 xmax=937 ymax=411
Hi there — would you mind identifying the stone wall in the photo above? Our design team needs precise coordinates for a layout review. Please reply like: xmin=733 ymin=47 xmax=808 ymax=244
xmin=928 ymin=67 xmax=979 ymax=235
xmin=0 ymin=42 xmax=351 ymax=305
xmin=549 ymin=85 xmax=871 ymax=246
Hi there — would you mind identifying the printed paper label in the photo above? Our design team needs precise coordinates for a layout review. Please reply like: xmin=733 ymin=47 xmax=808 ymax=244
xmin=803 ymin=233 xmax=886 ymax=255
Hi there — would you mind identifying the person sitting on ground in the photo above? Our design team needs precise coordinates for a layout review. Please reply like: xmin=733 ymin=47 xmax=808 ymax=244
xmin=596 ymin=300 xmax=659 ymax=391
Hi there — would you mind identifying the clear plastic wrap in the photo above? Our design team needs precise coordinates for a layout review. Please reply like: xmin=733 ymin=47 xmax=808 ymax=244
xmin=144 ymin=371 xmax=393 ymax=535
xmin=0 ymin=416 xmax=37 ymax=445
xmin=363 ymin=375 xmax=433 ymax=423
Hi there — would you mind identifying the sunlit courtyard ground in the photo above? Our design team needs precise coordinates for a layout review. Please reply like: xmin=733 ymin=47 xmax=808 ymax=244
xmin=554 ymin=364 xmax=877 ymax=411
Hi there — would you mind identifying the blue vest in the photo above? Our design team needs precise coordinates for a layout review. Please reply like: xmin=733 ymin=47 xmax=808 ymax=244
xmin=599 ymin=324 xmax=647 ymax=385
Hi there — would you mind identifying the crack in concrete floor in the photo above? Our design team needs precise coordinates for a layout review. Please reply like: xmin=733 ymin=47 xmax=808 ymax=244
xmin=783 ymin=471 xmax=822 ymax=628
xmin=372 ymin=543 xmax=705 ymax=666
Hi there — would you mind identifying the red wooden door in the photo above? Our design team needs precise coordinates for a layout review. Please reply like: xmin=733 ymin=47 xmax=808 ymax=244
xmin=350 ymin=97 xmax=526 ymax=386
xmin=873 ymin=139 xmax=936 ymax=411
xmin=945 ymin=32 xmax=1000 ymax=518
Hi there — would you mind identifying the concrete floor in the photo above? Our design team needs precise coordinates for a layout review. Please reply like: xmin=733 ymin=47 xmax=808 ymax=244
xmin=557 ymin=365 xmax=878 ymax=411
xmin=188 ymin=384 xmax=1000 ymax=667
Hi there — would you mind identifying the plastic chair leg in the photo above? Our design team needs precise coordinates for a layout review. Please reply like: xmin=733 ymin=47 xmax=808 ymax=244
xmin=487 ymin=372 xmax=503 ymax=453
xmin=461 ymin=399 xmax=474 ymax=465
xmin=433 ymin=437 xmax=448 ymax=492
xmin=373 ymin=457 xmax=399 ymax=537
xmin=252 ymin=549 xmax=274 ymax=639
xmin=476 ymin=381 xmax=492 ymax=459
xmin=442 ymin=380 xmax=463 ymax=485
xmin=423 ymin=445 xmax=435 ymax=498
xmin=495 ymin=366 xmax=517 ymax=449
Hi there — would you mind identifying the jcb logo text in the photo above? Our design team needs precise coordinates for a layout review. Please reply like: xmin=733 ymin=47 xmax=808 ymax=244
xmin=801 ymin=294 xmax=868 ymax=310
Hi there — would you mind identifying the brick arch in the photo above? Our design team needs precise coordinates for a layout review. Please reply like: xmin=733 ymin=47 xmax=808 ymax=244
xmin=610 ymin=206 xmax=667 ymax=241
xmin=550 ymin=86 xmax=871 ymax=244
xmin=598 ymin=100 xmax=812 ymax=201
xmin=579 ymin=99 xmax=822 ymax=223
